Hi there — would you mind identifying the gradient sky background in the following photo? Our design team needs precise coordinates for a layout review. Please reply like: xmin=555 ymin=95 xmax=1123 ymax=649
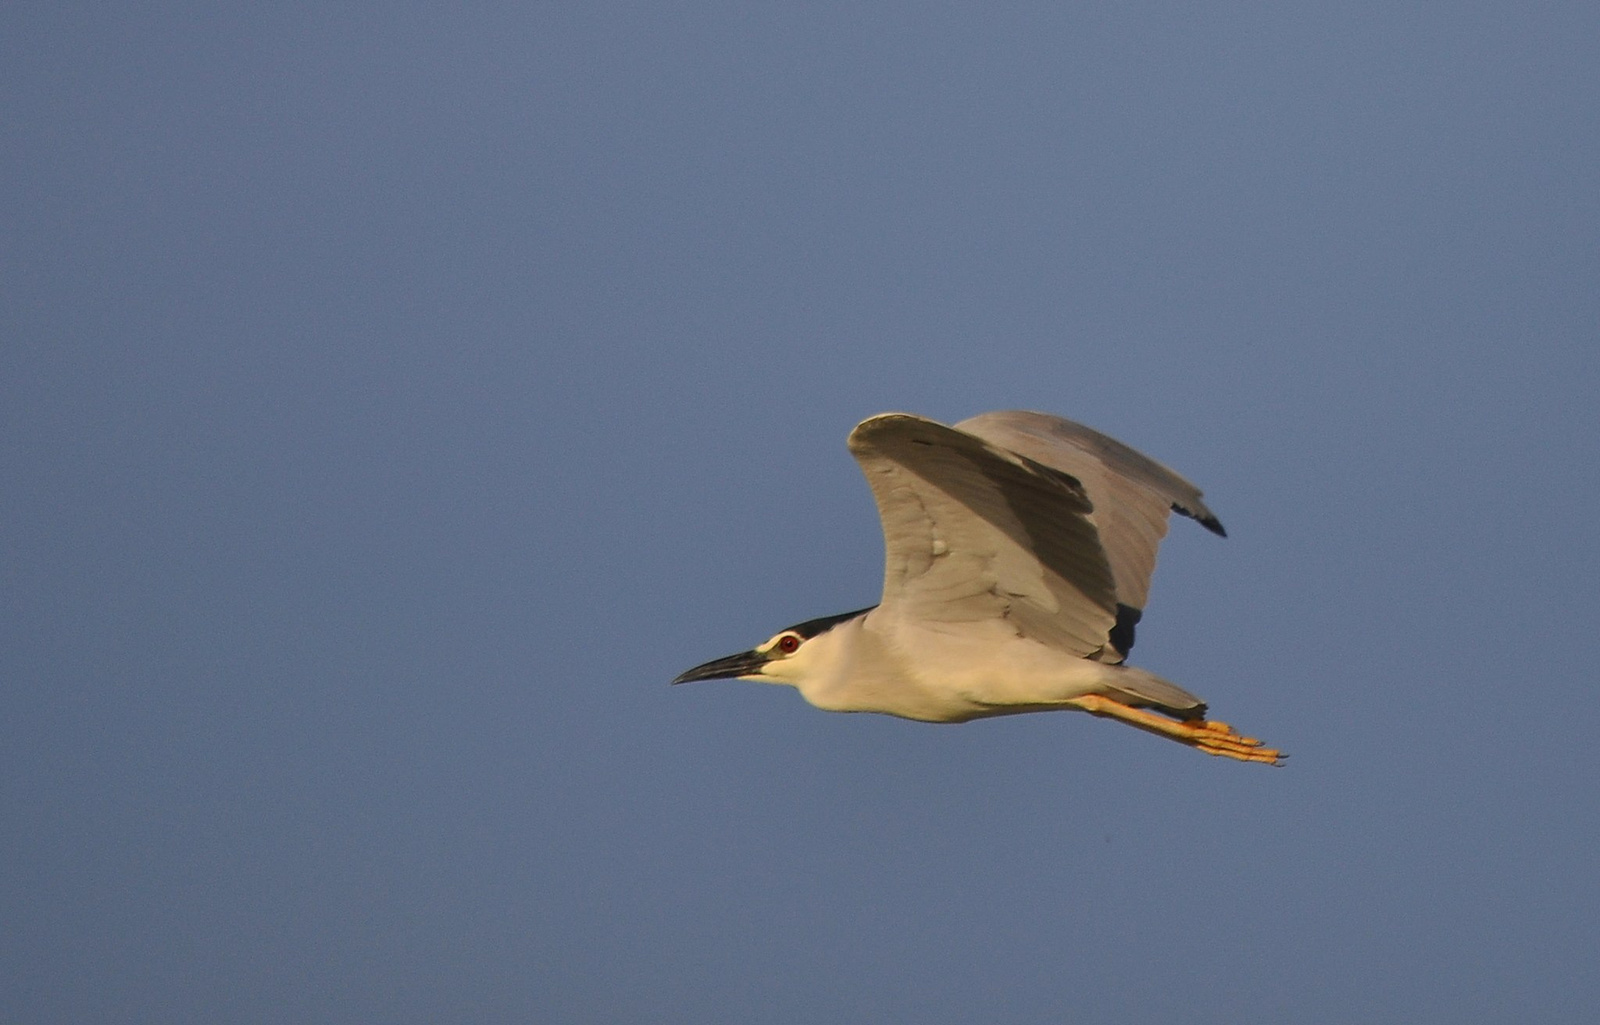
xmin=5 ymin=4 xmax=1599 ymax=1023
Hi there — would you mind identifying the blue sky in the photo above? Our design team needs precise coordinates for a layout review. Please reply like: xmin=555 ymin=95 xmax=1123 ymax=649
xmin=5 ymin=4 xmax=1598 ymax=1022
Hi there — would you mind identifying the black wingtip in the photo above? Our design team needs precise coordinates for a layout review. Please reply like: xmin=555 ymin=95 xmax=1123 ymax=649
xmin=1174 ymin=503 xmax=1227 ymax=537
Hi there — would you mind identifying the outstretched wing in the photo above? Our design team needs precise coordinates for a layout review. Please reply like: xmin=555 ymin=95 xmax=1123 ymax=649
xmin=847 ymin=413 xmax=1118 ymax=658
xmin=955 ymin=410 xmax=1224 ymax=613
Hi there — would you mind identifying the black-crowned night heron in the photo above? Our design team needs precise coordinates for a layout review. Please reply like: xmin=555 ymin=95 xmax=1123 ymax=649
xmin=674 ymin=411 xmax=1283 ymax=765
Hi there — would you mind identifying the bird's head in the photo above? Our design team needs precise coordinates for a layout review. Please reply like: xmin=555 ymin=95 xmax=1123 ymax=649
xmin=672 ymin=606 xmax=875 ymax=688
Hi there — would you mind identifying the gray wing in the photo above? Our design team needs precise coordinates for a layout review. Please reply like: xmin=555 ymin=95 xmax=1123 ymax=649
xmin=954 ymin=410 xmax=1224 ymax=613
xmin=847 ymin=413 xmax=1119 ymax=658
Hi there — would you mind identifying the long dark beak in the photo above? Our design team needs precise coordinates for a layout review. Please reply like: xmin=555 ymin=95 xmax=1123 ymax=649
xmin=672 ymin=649 xmax=768 ymax=684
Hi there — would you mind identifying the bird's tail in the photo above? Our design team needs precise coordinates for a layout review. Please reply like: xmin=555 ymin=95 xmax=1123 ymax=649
xmin=1098 ymin=665 xmax=1207 ymax=721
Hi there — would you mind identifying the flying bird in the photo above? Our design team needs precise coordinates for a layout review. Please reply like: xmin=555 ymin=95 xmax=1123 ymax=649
xmin=674 ymin=411 xmax=1282 ymax=765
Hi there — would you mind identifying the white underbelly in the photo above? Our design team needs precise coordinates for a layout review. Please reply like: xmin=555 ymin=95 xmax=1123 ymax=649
xmin=800 ymin=622 xmax=1117 ymax=722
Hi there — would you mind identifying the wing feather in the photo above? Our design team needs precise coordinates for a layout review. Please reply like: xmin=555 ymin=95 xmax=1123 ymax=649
xmin=955 ymin=410 xmax=1223 ymax=613
xmin=848 ymin=413 xmax=1118 ymax=657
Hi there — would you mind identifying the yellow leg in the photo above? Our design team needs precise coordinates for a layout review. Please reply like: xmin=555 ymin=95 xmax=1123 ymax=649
xmin=1067 ymin=694 xmax=1285 ymax=766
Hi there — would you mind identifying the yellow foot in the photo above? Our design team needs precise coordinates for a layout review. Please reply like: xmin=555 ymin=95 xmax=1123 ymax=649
xmin=1067 ymin=694 xmax=1286 ymax=766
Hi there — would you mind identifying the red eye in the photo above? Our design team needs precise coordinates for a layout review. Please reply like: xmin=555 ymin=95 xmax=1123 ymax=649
xmin=777 ymin=634 xmax=800 ymax=654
